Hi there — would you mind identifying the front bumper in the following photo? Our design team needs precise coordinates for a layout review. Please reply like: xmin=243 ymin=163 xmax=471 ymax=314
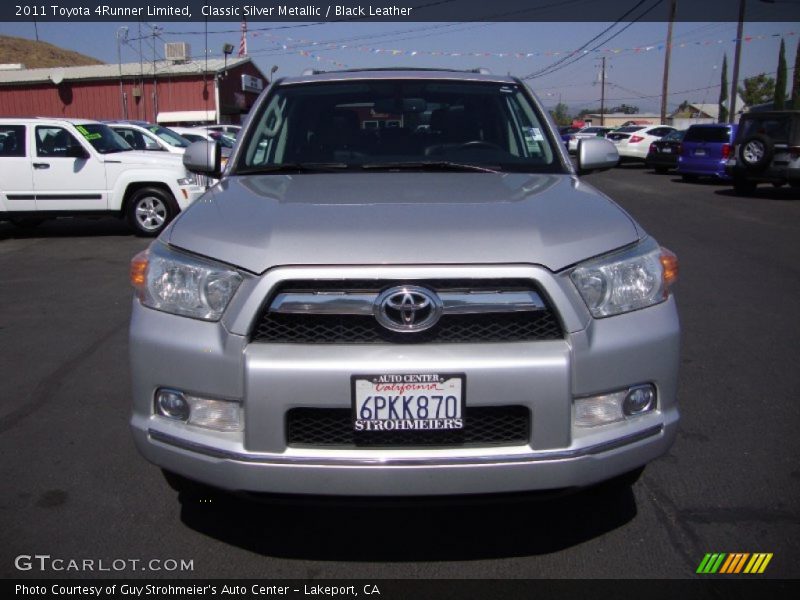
xmin=130 ymin=264 xmax=680 ymax=496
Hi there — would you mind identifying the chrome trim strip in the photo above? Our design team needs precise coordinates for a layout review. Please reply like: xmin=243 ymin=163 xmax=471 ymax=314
xmin=270 ymin=290 xmax=546 ymax=316
xmin=147 ymin=425 xmax=663 ymax=466
xmin=271 ymin=292 xmax=377 ymax=315
xmin=441 ymin=291 xmax=547 ymax=314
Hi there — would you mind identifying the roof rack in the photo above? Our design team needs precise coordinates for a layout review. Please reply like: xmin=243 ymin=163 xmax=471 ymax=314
xmin=299 ymin=67 xmax=493 ymax=76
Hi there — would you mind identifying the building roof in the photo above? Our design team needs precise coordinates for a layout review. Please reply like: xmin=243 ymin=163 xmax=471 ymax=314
xmin=582 ymin=113 xmax=663 ymax=119
xmin=670 ymin=97 xmax=746 ymax=120
xmin=0 ymin=57 xmax=256 ymax=85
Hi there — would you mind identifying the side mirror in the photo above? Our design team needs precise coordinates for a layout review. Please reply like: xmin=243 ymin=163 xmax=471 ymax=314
xmin=183 ymin=141 xmax=222 ymax=179
xmin=66 ymin=145 xmax=89 ymax=159
xmin=576 ymin=137 xmax=619 ymax=174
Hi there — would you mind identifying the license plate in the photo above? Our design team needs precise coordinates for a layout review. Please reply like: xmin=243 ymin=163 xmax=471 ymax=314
xmin=694 ymin=149 xmax=706 ymax=156
xmin=352 ymin=373 xmax=465 ymax=431
xmin=662 ymin=147 xmax=672 ymax=154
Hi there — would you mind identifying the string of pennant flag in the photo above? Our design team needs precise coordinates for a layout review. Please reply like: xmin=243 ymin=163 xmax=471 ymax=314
xmin=246 ymin=30 xmax=796 ymax=64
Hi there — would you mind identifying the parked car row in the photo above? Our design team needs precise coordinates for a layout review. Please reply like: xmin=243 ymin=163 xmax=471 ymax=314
xmin=567 ymin=110 xmax=799 ymax=196
xmin=0 ymin=118 xmax=240 ymax=235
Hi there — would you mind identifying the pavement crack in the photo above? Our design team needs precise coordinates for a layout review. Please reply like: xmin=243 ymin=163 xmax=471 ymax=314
xmin=0 ymin=320 xmax=128 ymax=434
xmin=640 ymin=475 xmax=705 ymax=573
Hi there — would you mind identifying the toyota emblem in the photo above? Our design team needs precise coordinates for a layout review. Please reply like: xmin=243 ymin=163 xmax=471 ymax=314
xmin=374 ymin=286 xmax=443 ymax=332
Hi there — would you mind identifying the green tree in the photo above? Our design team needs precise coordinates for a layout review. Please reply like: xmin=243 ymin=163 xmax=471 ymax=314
xmin=739 ymin=73 xmax=776 ymax=108
xmin=609 ymin=104 xmax=639 ymax=114
xmin=775 ymin=38 xmax=787 ymax=110
xmin=791 ymin=40 xmax=800 ymax=109
xmin=718 ymin=54 xmax=728 ymax=123
xmin=549 ymin=102 xmax=571 ymax=126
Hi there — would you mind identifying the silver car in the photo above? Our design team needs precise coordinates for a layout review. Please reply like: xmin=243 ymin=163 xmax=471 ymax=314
xmin=129 ymin=69 xmax=680 ymax=497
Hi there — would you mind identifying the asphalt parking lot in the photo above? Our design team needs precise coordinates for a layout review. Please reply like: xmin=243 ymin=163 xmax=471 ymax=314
xmin=1 ymin=165 xmax=798 ymax=581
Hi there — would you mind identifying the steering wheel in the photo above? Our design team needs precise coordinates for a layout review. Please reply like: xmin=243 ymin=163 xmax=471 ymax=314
xmin=457 ymin=140 xmax=503 ymax=151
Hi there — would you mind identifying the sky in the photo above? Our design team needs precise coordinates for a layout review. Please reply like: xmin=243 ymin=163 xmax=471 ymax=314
xmin=0 ymin=18 xmax=795 ymax=113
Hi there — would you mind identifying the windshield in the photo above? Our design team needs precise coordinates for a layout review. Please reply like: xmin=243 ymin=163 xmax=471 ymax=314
xmin=237 ymin=80 xmax=562 ymax=174
xmin=663 ymin=129 xmax=684 ymax=142
xmin=75 ymin=124 xmax=132 ymax=154
xmin=148 ymin=125 xmax=190 ymax=148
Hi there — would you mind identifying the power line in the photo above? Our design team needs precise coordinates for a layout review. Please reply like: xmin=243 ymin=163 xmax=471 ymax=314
xmin=523 ymin=0 xmax=665 ymax=80
xmin=520 ymin=0 xmax=652 ymax=80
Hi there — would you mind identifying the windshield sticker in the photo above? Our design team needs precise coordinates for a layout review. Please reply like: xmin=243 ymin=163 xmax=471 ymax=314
xmin=75 ymin=125 xmax=101 ymax=141
xmin=528 ymin=127 xmax=544 ymax=141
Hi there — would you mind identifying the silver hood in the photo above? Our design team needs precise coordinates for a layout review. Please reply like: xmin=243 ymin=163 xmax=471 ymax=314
xmin=167 ymin=172 xmax=641 ymax=274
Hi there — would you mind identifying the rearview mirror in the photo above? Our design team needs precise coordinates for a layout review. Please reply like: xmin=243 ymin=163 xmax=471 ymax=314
xmin=183 ymin=141 xmax=222 ymax=179
xmin=576 ymin=138 xmax=619 ymax=174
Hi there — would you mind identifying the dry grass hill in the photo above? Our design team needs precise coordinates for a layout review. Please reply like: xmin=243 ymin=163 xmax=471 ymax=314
xmin=0 ymin=35 xmax=103 ymax=69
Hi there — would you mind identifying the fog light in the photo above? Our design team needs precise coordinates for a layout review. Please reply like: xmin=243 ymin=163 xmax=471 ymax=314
xmin=574 ymin=384 xmax=658 ymax=428
xmin=623 ymin=385 xmax=656 ymax=416
xmin=156 ymin=389 xmax=190 ymax=421
xmin=154 ymin=389 xmax=243 ymax=431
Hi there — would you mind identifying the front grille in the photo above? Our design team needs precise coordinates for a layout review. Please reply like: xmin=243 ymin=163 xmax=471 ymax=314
xmin=251 ymin=279 xmax=564 ymax=344
xmin=286 ymin=406 xmax=530 ymax=448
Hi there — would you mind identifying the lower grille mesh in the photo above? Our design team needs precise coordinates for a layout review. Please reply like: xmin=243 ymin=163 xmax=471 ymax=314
xmin=286 ymin=406 xmax=530 ymax=448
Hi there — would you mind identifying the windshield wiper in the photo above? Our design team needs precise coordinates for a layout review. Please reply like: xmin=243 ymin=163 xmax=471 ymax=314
xmin=237 ymin=162 xmax=349 ymax=174
xmin=361 ymin=161 xmax=500 ymax=174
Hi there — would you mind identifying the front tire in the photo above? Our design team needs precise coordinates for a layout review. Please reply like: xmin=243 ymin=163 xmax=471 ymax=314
xmin=126 ymin=187 xmax=178 ymax=237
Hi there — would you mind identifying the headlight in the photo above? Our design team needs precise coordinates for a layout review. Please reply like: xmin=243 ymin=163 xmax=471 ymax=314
xmin=570 ymin=238 xmax=678 ymax=318
xmin=177 ymin=176 xmax=196 ymax=186
xmin=130 ymin=242 xmax=243 ymax=321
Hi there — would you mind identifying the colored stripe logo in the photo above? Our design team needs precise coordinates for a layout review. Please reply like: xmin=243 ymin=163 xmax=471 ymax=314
xmin=697 ymin=553 xmax=773 ymax=574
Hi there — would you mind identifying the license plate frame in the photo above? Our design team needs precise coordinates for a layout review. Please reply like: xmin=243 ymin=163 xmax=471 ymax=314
xmin=351 ymin=373 xmax=466 ymax=432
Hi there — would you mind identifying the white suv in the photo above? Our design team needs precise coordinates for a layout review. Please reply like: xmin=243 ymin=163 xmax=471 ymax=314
xmin=0 ymin=118 xmax=205 ymax=235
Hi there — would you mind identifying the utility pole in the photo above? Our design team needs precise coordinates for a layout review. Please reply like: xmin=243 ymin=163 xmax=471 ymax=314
xmin=138 ymin=22 xmax=144 ymax=121
xmin=729 ymin=0 xmax=746 ymax=123
xmin=151 ymin=25 xmax=162 ymax=124
xmin=660 ymin=0 xmax=677 ymax=123
xmin=116 ymin=27 xmax=128 ymax=119
xmin=600 ymin=57 xmax=606 ymax=126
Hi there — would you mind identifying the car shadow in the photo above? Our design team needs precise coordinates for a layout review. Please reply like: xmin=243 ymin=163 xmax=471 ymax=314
xmin=668 ymin=176 xmax=732 ymax=187
xmin=0 ymin=217 xmax=133 ymax=239
xmin=714 ymin=186 xmax=800 ymax=201
xmin=177 ymin=482 xmax=638 ymax=561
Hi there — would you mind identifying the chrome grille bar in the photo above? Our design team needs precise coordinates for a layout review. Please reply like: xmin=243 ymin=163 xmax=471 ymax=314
xmin=270 ymin=290 xmax=547 ymax=315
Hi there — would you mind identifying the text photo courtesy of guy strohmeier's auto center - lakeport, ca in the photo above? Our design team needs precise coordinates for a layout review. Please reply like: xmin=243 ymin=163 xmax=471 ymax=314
xmin=1 ymin=0 xmax=799 ymax=596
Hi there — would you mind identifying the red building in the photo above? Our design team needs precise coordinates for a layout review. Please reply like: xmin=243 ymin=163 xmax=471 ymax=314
xmin=0 ymin=56 xmax=267 ymax=125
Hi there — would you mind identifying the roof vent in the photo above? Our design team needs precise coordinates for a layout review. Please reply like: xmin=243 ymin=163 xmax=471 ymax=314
xmin=165 ymin=42 xmax=190 ymax=63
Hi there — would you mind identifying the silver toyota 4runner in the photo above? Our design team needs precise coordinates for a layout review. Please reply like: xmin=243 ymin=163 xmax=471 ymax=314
xmin=129 ymin=69 xmax=680 ymax=497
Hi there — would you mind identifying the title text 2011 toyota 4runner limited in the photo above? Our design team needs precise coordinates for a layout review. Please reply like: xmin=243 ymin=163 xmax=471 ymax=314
xmin=129 ymin=69 xmax=680 ymax=498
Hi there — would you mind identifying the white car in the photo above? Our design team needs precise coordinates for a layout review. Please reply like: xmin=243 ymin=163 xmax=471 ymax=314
xmin=0 ymin=118 xmax=205 ymax=235
xmin=567 ymin=126 xmax=612 ymax=153
xmin=106 ymin=121 xmax=190 ymax=155
xmin=170 ymin=126 xmax=236 ymax=148
xmin=607 ymin=125 xmax=676 ymax=162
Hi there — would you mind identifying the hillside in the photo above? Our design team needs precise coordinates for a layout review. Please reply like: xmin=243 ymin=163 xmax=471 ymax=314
xmin=0 ymin=35 xmax=103 ymax=69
